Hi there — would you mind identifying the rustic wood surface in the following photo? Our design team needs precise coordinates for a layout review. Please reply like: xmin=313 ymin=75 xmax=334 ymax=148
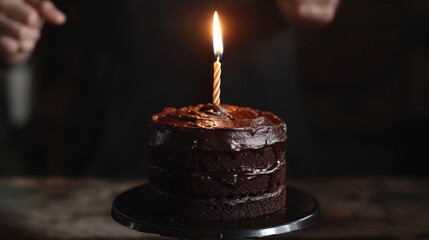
xmin=0 ymin=176 xmax=428 ymax=240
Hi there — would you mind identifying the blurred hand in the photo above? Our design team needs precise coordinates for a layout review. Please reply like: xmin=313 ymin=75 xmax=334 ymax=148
xmin=0 ymin=0 xmax=66 ymax=68
xmin=277 ymin=0 xmax=340 ymax=28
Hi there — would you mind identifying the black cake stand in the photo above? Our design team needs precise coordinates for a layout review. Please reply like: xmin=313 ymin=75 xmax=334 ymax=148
xmin=111 ymin=184 xmax=319 ymax=240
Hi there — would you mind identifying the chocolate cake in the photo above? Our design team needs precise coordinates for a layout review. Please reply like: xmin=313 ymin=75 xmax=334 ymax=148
xmin=146 ymin=103 xmax=287 ymax=221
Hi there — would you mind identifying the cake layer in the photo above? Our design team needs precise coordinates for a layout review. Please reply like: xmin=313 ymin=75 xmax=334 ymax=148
xmin=147 ymin=161 xmax=285 ymax=198
xmin=153 ymin=185 xmax=286 ymax=220
xmin=147 ymin=143 xmax=285 ymax=173
xmin=147 ymin=104 xmax=287 ymax=151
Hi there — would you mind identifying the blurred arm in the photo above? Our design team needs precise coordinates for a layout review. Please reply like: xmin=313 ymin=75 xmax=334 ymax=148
xmin=0 ymin=0 xmax=66 ymax=70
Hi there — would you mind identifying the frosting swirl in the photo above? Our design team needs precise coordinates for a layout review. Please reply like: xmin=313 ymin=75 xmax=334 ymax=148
xmin=147 ymin=103 xmax=287 ymax=151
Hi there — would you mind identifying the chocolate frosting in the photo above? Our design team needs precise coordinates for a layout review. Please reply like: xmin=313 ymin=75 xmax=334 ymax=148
xmin=147 ymin=103 xmax=287 ymax=151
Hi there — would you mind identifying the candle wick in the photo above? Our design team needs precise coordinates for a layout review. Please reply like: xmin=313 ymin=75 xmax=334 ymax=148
xmin=217 ymin=56 xmax=220 ymax=62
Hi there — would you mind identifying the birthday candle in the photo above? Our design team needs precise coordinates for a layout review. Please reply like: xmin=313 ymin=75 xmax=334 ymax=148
xmin=213 ymin=11 xmax=223 ymax=106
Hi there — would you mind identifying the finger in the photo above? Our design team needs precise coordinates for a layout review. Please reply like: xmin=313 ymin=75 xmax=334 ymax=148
xmin=20 ymin=38 xmax=36 ymax=52
xmin=277 ymin=0 xmax=338 ymax=26
xmin=0 ymin=36 xmax=35 ymax=66
xmin=300 ymin=0 xmax=339 ymax=23
xmin=299 ymin=3 xmax=332 ymax=23
xmin=0 ymin=14 xmax=40 ymax=40
xmin=25 ymin=0 xmax=66 ymax=25
xmin=0 ymin=0 xmax=40 ymax=26
xmin=318 ymin=0 xmax=340 ymax=8
xmin=0 ymin=35 xmax=20 ymax=56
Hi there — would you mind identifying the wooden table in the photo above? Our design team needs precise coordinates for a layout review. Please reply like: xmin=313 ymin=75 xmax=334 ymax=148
xmin=0 ymin=176 xmax=428 ymax=240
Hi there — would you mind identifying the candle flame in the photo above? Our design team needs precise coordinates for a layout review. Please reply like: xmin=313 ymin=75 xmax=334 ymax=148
xmin=213 ymin=11 xmax=223 ymax=58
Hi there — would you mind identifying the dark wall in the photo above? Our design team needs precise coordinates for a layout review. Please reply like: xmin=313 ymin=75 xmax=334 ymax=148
xmin=295 ymin=0 xmax=429 ymax=176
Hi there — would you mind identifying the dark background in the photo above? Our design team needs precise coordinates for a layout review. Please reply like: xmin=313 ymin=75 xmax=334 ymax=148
xmin=1 ymin=0 xmax=428 ymax=177
xmin=295 ymin=0 xmax=429 ymax=176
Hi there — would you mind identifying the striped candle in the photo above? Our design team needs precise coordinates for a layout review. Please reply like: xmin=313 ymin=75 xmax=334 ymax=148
xmin=213 ymin=57 xmax=221 ymax=105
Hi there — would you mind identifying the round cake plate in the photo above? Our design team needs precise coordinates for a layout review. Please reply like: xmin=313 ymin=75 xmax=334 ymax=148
xmin=111 ymin=184 xmax=319 ymax=240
